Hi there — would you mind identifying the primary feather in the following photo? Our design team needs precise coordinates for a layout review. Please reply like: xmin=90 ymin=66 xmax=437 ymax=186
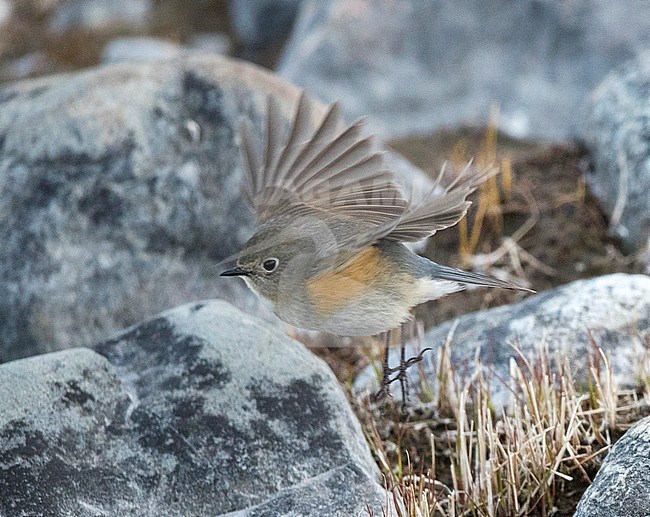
xmin=239 ymin=90 xmax=493 ymax=253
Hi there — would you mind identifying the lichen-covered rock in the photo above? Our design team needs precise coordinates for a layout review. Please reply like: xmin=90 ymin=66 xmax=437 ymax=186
xmin=279 ymin=0 xmax=650 ymax=140
xmin=0 ymin=53 xmax=431 ymax=363
xmin=575 ymin=415 xmax=650 ymax=517
xmin=355 ymin=274 xmax=650 ymax=405
xmin=0 ymin=348 xmax=133 ymax=515
xmin=583 ymin=51 xmax=650 ymax=252
xmin=226 ymin=463 xmax=387 ymax=517
xmin=0 ymin=300 xmax=386 ymax=516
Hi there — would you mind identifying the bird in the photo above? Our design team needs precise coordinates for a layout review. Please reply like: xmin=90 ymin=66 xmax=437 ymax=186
xmin=221 ymin=91 xmax=531 ymax=398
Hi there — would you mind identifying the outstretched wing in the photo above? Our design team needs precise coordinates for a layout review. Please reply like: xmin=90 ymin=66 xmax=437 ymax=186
xmin=239 ymin=91 xmax=408 ymax=226
xmin=239 ymin=90 xmax=494 ymax=262
xmin=384 ymin=162 xmax=496 ymax=242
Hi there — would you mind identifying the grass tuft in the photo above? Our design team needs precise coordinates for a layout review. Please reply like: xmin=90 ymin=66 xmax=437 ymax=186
xmin=357 ymin=337 xmax=650 ymax=516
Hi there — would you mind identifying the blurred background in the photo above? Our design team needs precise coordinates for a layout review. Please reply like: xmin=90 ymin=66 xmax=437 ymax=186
xmin=1 ymin=0 xmax=649 ymax=358
xmin=0 ymin=0 xmax=264 ymax=84
xmin=1 ymin=0 xmax=648 ymax=140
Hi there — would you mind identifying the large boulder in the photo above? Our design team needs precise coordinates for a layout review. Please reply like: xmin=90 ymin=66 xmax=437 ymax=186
xmin=279 ymin=0 xmax=650 ymax=140
xmin=575 ymin=415 xmax=650 ymax=517
xmin=583 ymin=51 xmax=650 ymax=253
xmin=355 ymin=274 xmax=650 ymax=405
xmin=0 ymin=53 xmax=431 ymax=363
xmin=0 ymin=300 xmax=386 ymax=516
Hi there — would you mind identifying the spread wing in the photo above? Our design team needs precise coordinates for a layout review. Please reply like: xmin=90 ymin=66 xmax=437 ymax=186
xmin=239 ymin=91 xmax=408 ymax=226
xmin=239 ymin=90 xmax=493 ymax=255
xmin=384 ymin=162 xmax=496 ymax=242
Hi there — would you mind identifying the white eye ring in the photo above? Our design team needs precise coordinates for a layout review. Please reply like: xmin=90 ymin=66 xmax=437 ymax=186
xmin=262 ymin=257 xmax=279 ymax=273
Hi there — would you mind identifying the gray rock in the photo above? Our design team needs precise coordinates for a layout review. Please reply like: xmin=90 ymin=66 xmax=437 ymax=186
xmin=224 ymin=463 xmax=388 ymax=517
xmin=230 ymin=0 xmax=302 ymax=49
xmin=188 ymin=32 xmax=232 ymax=56
xmin=279 ymin=0 xmax=650 ymax=140
xmin=102 ymin=37 xmax=183 ymax=64
xmin=0 ymin=53 xmax=432 ymax=363
xmin=575 ymin=415 xmax=650 ymax=517
xmin=0 ymin=300 xmax=386 ymax=516
xmin=355 ymin=274 xmax=650 ymax=405
xmin=49 ymin=0 xmax=152 ymax=33
xmin=583 ymin=51 xmax=650 ymax=252
xmin=0 ymin=0 xmax=11 ymax=25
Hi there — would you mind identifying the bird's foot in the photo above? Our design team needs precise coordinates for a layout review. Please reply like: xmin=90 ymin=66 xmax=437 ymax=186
xmin=373 ymin=326 xmax=433 ymax=409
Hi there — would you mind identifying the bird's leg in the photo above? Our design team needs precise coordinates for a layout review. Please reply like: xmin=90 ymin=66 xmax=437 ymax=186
xmin=398 ymin=338 xmax=408 ymax=404
xmin=373 ymin=321 xmax=434 ymax=405
xmin=375 ymin=331 xmax=394 ymax=401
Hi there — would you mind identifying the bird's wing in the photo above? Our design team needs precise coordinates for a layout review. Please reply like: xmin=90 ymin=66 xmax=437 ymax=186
xmin=239 ymin=90 xmax=495 ymax=267
xmin=383 ymin=162 xmax=496 ymax=242
xmin=239 ymin=91 xmax=408 ymax=226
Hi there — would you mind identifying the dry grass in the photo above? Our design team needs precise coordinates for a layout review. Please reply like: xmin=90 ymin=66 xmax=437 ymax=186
xmin=456 ymin=105 xmax=508 ymax=263
xmin=357 ymin=334 xmax=650 ymax=517
xmin=351 ymin=108 xmax=650 ymax=517
xmin=448 ymin=106 xmax=548 ymax=292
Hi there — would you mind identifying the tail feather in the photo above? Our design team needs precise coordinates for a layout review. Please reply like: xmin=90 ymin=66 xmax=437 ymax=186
xmin=430 ymin=263 xmax=534 ymax=293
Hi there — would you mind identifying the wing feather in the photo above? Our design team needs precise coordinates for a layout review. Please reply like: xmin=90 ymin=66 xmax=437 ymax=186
xmin=238 ymin=90 xmax=494 ymax=257
xmin=272 ymin=92 xmax=313 ymax=187
xmin=241 ymin=91 xmax=407 ymax=226
xmin=239 ymin=118 xmax=262 ymax=203
xmin=384 ymin=164 xmax=496 ymax=242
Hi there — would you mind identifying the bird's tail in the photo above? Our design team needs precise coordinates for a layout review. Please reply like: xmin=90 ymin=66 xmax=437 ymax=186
xmin=430 ymin=263 xmax=534 ymax=292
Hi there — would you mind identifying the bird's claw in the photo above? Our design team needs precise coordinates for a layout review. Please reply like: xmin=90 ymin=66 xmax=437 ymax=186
xmin=374 ymin=339 xmax=433 ymax=409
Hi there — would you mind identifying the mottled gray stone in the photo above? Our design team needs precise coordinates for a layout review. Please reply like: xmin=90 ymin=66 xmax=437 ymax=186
xmin=0 ymin=300 xmax=386 ymax=516
xmin=355 ymin=274 xmax=650 ymax=405
xmin=279 ymin=0 xmax=650 ymax=140
xmin=583 ymin=51 xmax=650 ymax=252
xmin=576 ymin=416 xmax=650 ymax=517
xmin=224 ymin=463 xmax=388 ymax=517
xmin=0 ymin=53 xmax=431 ymax=363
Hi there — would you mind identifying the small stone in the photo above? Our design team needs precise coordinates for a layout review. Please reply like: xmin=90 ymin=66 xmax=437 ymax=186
xmin=3 ymin=51 xmax=49 ymax=80
xmin=0 ymin=0 xmax=11 ymax=25
xmin=101 ymin=37 xmax=181 ymax=64
xmin=49 ymin=0 xmax=152 ymax=33
xmin=188 ymin=32 xmax=232 ymax=56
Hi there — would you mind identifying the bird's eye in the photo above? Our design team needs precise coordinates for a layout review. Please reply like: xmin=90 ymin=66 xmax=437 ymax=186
xmin=262 ymin=258 xmax=279 ymax=272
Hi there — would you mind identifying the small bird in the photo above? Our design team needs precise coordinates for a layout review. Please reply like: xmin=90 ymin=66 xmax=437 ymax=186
xmin=222 ymin=91 xmax=530 ymax=396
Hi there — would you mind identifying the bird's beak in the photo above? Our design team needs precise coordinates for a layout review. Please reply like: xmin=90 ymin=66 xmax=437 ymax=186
xmin=220 ymin=267 xmax=251 ymax=277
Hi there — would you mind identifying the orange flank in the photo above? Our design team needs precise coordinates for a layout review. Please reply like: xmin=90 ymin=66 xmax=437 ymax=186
xmin=307 ymin=247 xmax=382 ymax=313
xmin=307 ymin=246 xmax=397 ymax=314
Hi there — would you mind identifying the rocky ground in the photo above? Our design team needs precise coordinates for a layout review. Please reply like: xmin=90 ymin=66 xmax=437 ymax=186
xmin=1 ymin=1 xmax=649 ymax=516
